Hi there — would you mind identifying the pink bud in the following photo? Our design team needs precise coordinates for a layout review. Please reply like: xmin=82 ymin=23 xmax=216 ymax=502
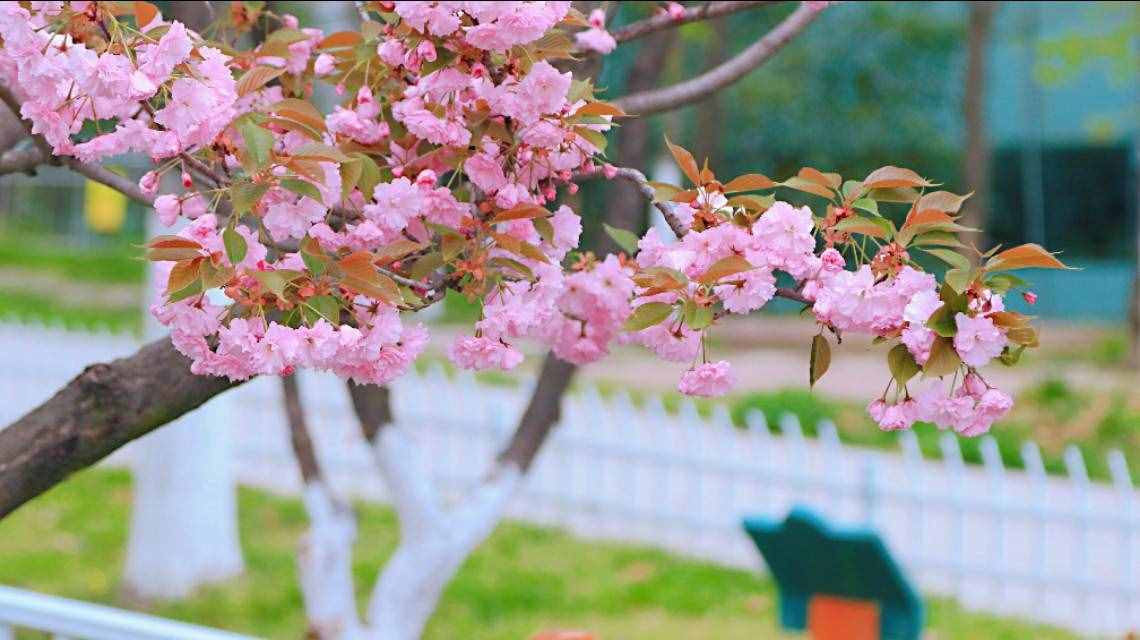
xmin=568 ymin=183 xmax=579 ymax=194
xmin=181 ymin=170 xmax=192 ymax=189
xmin=282 ymin=14 xmax=299 ymax=29
xmin=415 ymin=169 xmax=437 ymax=186
xmin=314 ymin=53 xmax=335 ymax=76
xmin=335 ymin=83 xmax=346 ymax=96
xmin=154 ymin=194 xmax=180 ymax=227
xmin=963 ymin=372 xmax=988 ymax=397
xmin=588 ymin=8 xmax=606 ymax=29
xmin=602 ymin=163 xmax=618 ymax=179
xmin=138 ymin=171 xmax=159 ymax=196
xmin=1022 ymin=291 xmax=1038 ymax=305
xmin=666 ymin=2 xmax=686 ymax=19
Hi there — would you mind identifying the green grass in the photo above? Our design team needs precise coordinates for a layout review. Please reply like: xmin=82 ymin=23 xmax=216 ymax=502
xmin=0 ymin=469 xmax=1077 ymax=639
xmin=0 ymin=233 xmax=143 ymax=284
xmin=0 ymin=287 xmax=140 ymax=334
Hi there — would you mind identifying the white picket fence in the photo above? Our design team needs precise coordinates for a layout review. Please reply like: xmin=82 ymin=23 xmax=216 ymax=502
xmin=1 ymin=322 xmax=1138 ymax=637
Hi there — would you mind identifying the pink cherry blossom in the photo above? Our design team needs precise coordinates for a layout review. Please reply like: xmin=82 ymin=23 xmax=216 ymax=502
xmin=678 ymin=361 xmax=735 ymax=397
xmin=953 ymin=313 xmax=1007 ymax=368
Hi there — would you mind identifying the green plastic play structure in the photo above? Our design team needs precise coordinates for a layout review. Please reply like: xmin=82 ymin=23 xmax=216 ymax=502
xmin=742 ymin=506 xmax=924 ymax=640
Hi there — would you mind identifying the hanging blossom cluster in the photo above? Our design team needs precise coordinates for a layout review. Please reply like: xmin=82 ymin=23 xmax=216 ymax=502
xmin=0 ymin=1 xmax=1065 ymax=437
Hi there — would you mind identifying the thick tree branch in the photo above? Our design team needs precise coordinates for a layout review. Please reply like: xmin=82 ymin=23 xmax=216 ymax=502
xmin=0 ymin=145 xmax=45 ymax=175
xmin=614 ymin=2 xmax=822 ymax=116
xmin=496 ymin=355 xmax=577 ymax=471
xmin=0 ymin=338 xmax=241 ymax=517
xmin=609 ymin=1 xmax=777 ymax=45
xmin=281 ymin=375 xmax=322 ymax=483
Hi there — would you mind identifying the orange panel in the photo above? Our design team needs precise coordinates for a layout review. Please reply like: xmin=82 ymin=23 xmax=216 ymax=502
xmin=807 ymin=595 xmax=880 ymax=640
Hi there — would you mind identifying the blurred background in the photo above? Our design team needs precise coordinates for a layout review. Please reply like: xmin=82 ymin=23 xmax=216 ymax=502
xmin=0 ymin=2 xmax=1138 ymax=639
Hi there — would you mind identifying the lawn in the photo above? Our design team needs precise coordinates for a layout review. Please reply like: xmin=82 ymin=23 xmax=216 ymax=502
xmin=0 ymin=469 xmax=1076 ymax=639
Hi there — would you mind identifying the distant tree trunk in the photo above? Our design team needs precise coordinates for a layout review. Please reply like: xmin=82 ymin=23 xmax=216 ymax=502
xmin=693 ymin=18 xmax=730 ymax=169
xmin=122 ymin=0 xmax=244 ymax=602
xmin=959 ymin=1 xmax=998 ymax=255
xmin=599 ymin=31 xmax=677 ymax=253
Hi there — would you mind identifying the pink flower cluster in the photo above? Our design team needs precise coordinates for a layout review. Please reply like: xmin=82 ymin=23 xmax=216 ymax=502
xmin=2 ymin=3 xmax=1036 ymax=438
xmin=868 ymin=374 xmax=1013 ymax=437
xmin=0 ymin=7 xmax=235 ymax=162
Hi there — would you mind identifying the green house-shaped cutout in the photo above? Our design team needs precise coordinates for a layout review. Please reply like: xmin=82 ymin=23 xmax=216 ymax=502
xmin=742 ymin=506 xmax=924 ymax=640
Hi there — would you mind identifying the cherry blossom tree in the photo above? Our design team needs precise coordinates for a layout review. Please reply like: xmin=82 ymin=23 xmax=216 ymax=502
xmin=0 ymin=1 xmax=1069 ymax=638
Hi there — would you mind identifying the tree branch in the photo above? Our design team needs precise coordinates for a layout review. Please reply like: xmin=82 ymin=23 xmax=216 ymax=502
xmin=281 ymin=375 xmax=322 ymax=483
xmin=614 ymin=2 xmax=823 ymax=116
xmin=0 ymin=338 xmax=242 ymax=518
xmin=0 ymin=145 xmax=45 ymax=175
xmin=496 ymin=354 xmax=577 ymax=471
xmin=609 ymin=1 xmax=778 ymax=45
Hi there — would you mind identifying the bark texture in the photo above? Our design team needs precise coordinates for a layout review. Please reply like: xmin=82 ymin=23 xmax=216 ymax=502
xmin=0 ymin=338 xmax=240 ymax=517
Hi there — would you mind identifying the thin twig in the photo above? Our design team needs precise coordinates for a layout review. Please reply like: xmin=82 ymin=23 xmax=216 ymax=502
xmin=614 ymin=2 xmax=823 ymax=116
xmin=610 ymin=1 xmax=777 ymax=45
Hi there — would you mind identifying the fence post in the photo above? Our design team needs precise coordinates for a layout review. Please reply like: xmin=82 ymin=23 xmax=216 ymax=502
xmin=780 ymin=413 xmax=806 ymax=503
xmin=1063 ymin=445 xmax=1091 ymax=628
xmin=745 ymin=410 xmax=771 ymax=512
xmin=979 ymin=435 xmax=1008 ymax=608
xmin=1020 ymin=441 xmax=1050 ymax=608
xmin=899 ymin=430 xmax=925 ymax=567
xmin=860 ymin=453 xmax=879 ymax=526
xmin=817 ymin=420 xmax=845 ymax=517
xmin=1107 ymin=449 xmax=1134 ymax=631
xmin=940 ymin=433 xmax=967 ymax=599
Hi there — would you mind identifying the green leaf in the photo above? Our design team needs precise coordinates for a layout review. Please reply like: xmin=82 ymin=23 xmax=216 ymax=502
xmin=533 ymin=216 xmax=554 ymax=245
xmin=809 ymin=334 xmax=831 ymax=388
xmin=943 ymin=268 xmax=971 ymax=293
xmin=986 ymin=273 xmax=1027 ymax=295
xmin=926 ymin=304 xmax=958 ymax=337
xmin=236 ymin=115 xmax=273 ymax=172
xmin=887 ymin=343 xmax=920 ymax=386
xmin=230 ymin=181 xmax=269 ymax=216
xmin=603 ymin=223 xmax=640 ymax=254
xmin=922 ymin=247 xmax=972 ymax=271
xmin=280 ymin=178 xmax=323 ymax=203
xmin=222 ymin=226 xmax=248 ymax=265
xmin=685 ymin=303 xmax=714 ymax=330
xmin=300 ymin=237 xmax=327 ymax=277
xmin=623 ymin=302 xmax=674 ymax=332
xmin=302 ymin=295 xmax=341 ymax=325
xmin=252 ymin=270 xmax=301 ymax=298
xmin=576 ymin=128 xmax=608 ymax=155
xmin=167 ymin=277 xmax=204 ymax=303
xmin=999 ymin=345 xmax=1026 ymax=366
xmin=923 ymin=336 xmax=962 ymax=377
xmin=339 ymin=158 xmax=363 ymax=199
xmin=851 ymin=197 xmax=878 ymax=215
xmin=351 ymin=152 xmax=382 ymax=197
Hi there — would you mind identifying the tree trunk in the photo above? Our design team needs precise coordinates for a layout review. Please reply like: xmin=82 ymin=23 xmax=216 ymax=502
xmin=122 ymin=208 xmax=244 ymax=601
xmin=598 ymin=30 xmax=677 ymax=253
xmin=959 ymin=1 xmax=998 ymax=254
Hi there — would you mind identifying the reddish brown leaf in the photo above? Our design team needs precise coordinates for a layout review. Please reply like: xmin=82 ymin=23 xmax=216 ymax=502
xmin=863 ymin=166 xmax=936 ymax=190
xmin=722 ymin=173 xmax=776 ymax=193
xmin=665 ymin=137 xmax=700 ymax=185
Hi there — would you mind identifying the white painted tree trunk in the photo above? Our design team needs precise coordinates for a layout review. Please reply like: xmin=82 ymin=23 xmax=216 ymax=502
xmin=296 ymin=427 xmax=520 ymax=640
xmin=121 ymin=214 xmax=244 ymax=601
